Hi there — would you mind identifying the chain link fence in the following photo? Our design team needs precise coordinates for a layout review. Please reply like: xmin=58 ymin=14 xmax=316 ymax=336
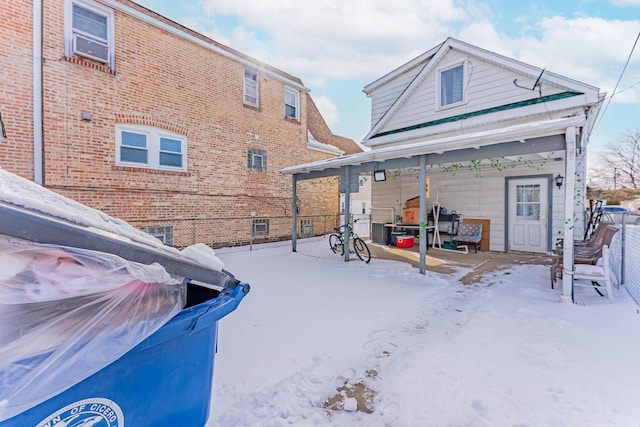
xmin=130 ymin=214 xmax=340 ymax=256
xmin=608 ymin=211 xmax=640 ymax=306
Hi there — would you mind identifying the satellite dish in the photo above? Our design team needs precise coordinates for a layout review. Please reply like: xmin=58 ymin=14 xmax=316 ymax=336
xmin=513 ymin=68 xmax=545 ymax=98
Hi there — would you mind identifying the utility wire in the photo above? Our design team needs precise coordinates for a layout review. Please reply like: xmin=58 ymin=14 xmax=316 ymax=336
xmin=593 ymin=31 xmax=640 ymax=132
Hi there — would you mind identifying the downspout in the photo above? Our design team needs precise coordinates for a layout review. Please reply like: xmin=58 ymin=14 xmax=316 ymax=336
xmin=560 ymin=126 xmax=577 ymax=303
xmin=33 ymin=0 xmax=43 ymax=184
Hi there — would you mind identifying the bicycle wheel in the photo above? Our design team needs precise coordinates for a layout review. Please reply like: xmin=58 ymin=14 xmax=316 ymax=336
xmin=329 ymin=234 xmax=344 ymax=254
xmin=353 ymin=237 xmax=371 ymax=263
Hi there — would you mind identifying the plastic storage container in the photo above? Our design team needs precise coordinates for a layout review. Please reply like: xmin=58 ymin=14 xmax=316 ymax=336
xmin=0 ymin=171 xmax=250 ymax=427
xmin=396 ymin=235 xmax=415 ymax=248
xmin=389 ymin=231 xmax=406 ymax=246
xmin=0 ymin=282 xmax=249 ymax=427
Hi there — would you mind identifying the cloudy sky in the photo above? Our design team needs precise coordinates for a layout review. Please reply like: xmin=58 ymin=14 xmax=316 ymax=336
xmin=136 ymin=0 xmax=639 ymax=157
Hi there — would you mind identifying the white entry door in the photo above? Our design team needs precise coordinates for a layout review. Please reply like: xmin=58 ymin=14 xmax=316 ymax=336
xmin=508 ymin=178 xmax=548 ymax=253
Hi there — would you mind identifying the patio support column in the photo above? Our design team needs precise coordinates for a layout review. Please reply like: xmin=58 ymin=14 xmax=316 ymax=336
xmin=343 ymin=166 xmax=351 ymax=262
xmin=561 ymin=126 xmax=577 ymax=303
xmin=419 ymin=155 xmax=428 ymax=274
xmin=292 ymin=174 xmax=298 ymax=252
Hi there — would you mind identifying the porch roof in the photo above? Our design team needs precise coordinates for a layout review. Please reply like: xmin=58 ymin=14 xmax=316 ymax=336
xmin=281 ymin=115 xmax=584 ymax=176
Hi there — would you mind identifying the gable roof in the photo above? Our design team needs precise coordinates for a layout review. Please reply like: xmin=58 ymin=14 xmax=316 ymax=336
xmin=361 ymin=37 xmax=602 ymax=143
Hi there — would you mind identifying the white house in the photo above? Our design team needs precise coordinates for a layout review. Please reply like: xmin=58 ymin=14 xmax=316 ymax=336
xmin=282 ymin=37 xmax=605 ymax=303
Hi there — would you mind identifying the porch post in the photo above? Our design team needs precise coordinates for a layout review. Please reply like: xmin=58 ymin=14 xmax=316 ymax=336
xmin=561 ymin=126 xmax=577 ymax=303
xmin=343 ymin=166 xmax=351 ymax=262
xmin=419 ymin=155 xmax=428 ymax=274
xmin=292 ymin=175 xmax=298 ymax=252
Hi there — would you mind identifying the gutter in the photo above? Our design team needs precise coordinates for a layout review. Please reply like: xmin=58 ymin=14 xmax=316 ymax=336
xmin=33 ymin=0 xmax=43 ymax=184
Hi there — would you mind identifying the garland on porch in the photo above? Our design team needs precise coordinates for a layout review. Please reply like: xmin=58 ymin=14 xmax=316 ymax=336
xmin=436 ymin=155 xmax=552 ymax=177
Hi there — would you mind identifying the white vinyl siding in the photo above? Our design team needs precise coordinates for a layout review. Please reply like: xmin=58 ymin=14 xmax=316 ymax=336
xmin=369 ymin=160 xmax=571 ymax=253
xmin=65 ymin=0 xmax=114 ymax=67
xmin=116 ymin=125 xmax=187 ymax=172
xmin=368 ymin=64 xmax=423 ymax=127
xmin=284 ymin=87 xmax=299 ymax=120
xmin=244 ymin=68 xmax=259 ymax=107
xmin=379 ymin=50 xmax=567 ymax=136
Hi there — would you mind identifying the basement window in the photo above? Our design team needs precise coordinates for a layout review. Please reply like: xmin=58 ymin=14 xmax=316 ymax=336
xmin=143 ymin=225 xmax=174 ymax=246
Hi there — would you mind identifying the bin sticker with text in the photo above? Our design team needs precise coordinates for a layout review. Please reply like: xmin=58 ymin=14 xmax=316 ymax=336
xmin=36 ymin=398 xmax=123 ymax=427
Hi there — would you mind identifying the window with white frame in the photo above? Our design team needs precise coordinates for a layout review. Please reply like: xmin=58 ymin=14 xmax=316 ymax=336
xmin=439 ymin=62 xmax=465 ymax=107
xmin=116 ymin=125 xmax=187 ymax=172
xmin=247 ymin=148 xmax=267 ymax=172
xmin=65 ymin=0 xmax=114 ymax=67
xmin=244 ymin=68 xmax=259 ymax=107
xmin=284 ymin=87 xmax=299 ymax=120
xmin=252 ymin=218 xmax=269 ymax=236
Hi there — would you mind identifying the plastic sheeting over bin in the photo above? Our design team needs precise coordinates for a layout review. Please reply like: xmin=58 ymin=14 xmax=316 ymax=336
xmin=0 ymin=236 xmax=186 ymax=421
xmin=0 ymin=169 xmax=249 ymax=424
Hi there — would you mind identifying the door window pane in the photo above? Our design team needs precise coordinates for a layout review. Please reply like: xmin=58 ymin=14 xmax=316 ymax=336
xmin=516 ymin=184 xmax=541 ymax=220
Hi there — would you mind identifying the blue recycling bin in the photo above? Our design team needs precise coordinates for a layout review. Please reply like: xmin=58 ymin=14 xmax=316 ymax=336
xmin=0 ymin=282 xmax=249 ymax=427
xmin=0 ymin=183 xmax=251 ymax=427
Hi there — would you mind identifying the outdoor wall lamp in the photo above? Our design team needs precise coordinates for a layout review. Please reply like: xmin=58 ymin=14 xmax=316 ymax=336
xmin=373 ymin=170 xmax=387 ymax=182
xmin=555 ymin=174 xmax=564 ymax=189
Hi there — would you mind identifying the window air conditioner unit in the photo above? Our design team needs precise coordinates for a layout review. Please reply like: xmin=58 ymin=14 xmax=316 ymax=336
xmin=73 ymin=34 xmax=109 ymax=64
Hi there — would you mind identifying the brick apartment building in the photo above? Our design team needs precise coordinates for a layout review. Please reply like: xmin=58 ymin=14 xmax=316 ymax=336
xmin=0 ymin=0 xmax=360 ymax=248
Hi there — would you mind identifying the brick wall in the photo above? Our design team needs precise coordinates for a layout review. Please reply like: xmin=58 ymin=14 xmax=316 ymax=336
xmin=0 ymin=0 xmax=35 ymax=180
xmin=2 ymin=0 xmax=342 ymax=248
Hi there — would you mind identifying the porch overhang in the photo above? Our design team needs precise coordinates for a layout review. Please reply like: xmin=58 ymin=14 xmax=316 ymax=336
xmin=281 ymin=115 xmax=584 ymax=178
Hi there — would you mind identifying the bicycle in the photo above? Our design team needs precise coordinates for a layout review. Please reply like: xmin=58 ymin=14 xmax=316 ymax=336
xmin=329 ymin=219 xmax=371 ymax=263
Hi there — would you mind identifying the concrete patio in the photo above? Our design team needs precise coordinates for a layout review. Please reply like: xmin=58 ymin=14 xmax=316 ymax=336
xmin=368 ymin=242 xmax=555 ymax=285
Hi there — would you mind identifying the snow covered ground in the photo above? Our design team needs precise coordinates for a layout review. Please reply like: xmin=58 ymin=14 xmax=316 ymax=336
xmin=208 ymin=236 xmax=640 ymax=427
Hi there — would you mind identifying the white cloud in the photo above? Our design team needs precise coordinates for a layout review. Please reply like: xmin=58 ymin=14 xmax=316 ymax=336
xmin=312 ymin=96 xmax=340 ymax=128
xmin=512 ymin=17 xmax=640 ymax=103
xmin=194 ymin=0 xmax=474 ymax=81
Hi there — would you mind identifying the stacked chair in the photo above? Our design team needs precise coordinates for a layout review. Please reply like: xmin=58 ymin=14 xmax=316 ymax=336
xmin=550 ymin=222 xmax=619 ymax=301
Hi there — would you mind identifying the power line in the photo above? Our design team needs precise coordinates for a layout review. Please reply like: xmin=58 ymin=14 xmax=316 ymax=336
xmin=593 ymin=31 xmax=640 ymax=133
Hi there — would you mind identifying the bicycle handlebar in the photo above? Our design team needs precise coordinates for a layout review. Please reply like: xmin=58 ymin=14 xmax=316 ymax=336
xmin=333 ymin=219 xmax=360 ymax=233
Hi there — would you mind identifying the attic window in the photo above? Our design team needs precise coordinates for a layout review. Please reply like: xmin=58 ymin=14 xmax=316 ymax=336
xmin=439 ymin=63 xmax=465 ymax=107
